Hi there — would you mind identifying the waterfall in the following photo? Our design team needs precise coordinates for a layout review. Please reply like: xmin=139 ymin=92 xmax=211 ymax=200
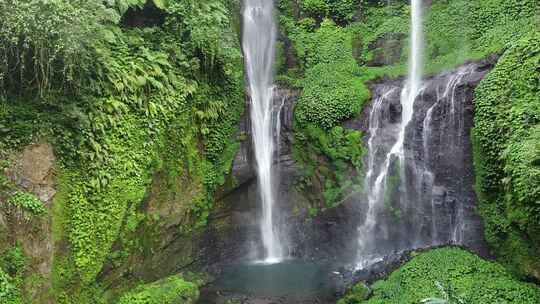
xmin=356 ymin=0 xmax=424 ymax=268
xmin=422 ymin=66 xmax=472 ymax=245
xmin=242 ymin=0 xmax=284 ymax=263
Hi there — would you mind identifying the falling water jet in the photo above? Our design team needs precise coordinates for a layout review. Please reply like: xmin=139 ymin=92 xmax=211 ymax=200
xmin=356 ymin=0 xmax=424 ymax=268
xmin=242 ymin=0 xmax=284 ymax=263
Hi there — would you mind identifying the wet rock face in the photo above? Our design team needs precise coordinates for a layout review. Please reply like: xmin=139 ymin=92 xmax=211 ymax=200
xmin=229 ymin=107 xmax=255 ymax=192
xmin=7 ymin=143 xmax=56 ymax=202
xmin=407 ymin=61 xmax=494 ymax=253
xmin=0 ymin=142 xmax=57 ymax=303
xmin=189 ymin=88 xmax=357 ymax=271
xmin=367 ymin=33 xmax=406 ymax=67
xmin=201 ymin=59 xmax=496 ymax=274
xmin=348 ymin=58 xmax=496 ymax=257
xmin=414 ymin=60 xmax=494 ymax=254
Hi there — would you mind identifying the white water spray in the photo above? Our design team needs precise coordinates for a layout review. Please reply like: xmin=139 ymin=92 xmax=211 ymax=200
xmin=242 ymin=0 xmax=283 ymax=263
xmin=356 ymin=0 xmax=423 ymax=268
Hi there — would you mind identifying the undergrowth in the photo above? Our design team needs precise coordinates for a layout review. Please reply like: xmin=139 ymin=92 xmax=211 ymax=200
xmin=473 ymin=31 xmax=540 ymax=279
xmin=0 ymin=0 xmax=243 ymax=302
xmin=343 ymin=248 xmax=540 ymax=304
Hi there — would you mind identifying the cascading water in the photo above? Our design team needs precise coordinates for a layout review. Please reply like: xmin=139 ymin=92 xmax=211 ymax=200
xmin=356 ymin=0 xmax=424 ymax=268
xmin=421 ymin=66 xmax=473 ymax=244
xmin=418 ymin=66 xmax=475 ymax=245
xmin=242 ymin=0 xmax=284 ymax=262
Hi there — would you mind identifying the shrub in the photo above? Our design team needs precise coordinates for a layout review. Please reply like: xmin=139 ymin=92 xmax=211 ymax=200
xmin=7 ymin=191 xmax=46 ymax=218
xmin=117 ymin=276 xmax=199 ymax=304
xmin=353 ymin=248 xmax=540 ymax=303
xmin=473 ymin=31 xmax=540 ymax=278
xmin=0 ymin=268 xmax=21 ymax=304
xmin=301 ymin=0 xmax=329 ymax=19
xmin=295 ymin=63 xmax=367 ymax=129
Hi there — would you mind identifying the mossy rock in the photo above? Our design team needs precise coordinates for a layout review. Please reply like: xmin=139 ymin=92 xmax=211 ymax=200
xmin=338 ymin=282 xmax=371 ymax=304
xmin=117 ymin=275 xmax=199 ymax=304
xmin=353 ymin=248 xmax=540 ymax=304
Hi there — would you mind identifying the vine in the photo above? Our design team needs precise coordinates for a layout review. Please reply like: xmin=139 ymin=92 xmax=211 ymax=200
xmin=473 ymin=31 xmax=540 ymax=278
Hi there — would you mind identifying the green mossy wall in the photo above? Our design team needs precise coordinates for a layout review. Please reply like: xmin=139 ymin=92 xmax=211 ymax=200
xmin=0 ymin=0 xmax=538 ymax=302
xmin=0 ymin=0 xmax=244 ymax=302
xmin=473 ymin=31 xmax=540 ymax=280
xmin=342 ymin=248 xmax=540 ymax=304
xmin=280 ymin=0 xmax=540 ymax=279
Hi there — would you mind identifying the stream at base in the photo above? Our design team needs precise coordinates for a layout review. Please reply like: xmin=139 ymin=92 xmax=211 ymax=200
xmin=197 ymin=261 xmax=340 ymax=304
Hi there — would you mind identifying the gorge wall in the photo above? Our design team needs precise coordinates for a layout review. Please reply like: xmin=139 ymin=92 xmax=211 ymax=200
xmin=191 ymin=58 xmax=496 ymax=272
xmin=0 ymin=1 xmax=538 ymax=303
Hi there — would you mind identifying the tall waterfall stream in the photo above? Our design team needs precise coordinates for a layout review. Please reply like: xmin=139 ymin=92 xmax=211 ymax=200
xmin=200 ymin=1 xmax=490 ymax=302
xmin=242 ymin=0 xmax=285 ymax=262
xmin=356 ymin=0 xmax=424 ymax=268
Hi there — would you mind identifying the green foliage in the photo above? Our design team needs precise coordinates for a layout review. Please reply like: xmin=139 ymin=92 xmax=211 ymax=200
xmin=283 ymin=18 xmax=357 ymax=70
xmin=472 ymin=31 xmax=540 ymax=278
xmin=166 ymin=0 xmax=242 ymax=69
xmin=301 ymin=0 xmax=329 ymax=20
xmin=0 ymin=0 xmax=243 ymax=300
xmin=294 ymin=125 xmax=364 ymax=209
xmin=348 ymin=3 xmax=408 ymax=67
xmin=0 ymin=0 xmax=119 ymax=96
xmin=112 ymin=0 xmax=169 ymax=14
xmin=0 ymin=159 xmax=13 ymax=191
xmin=326 ymin=0 xmax=360 ymax=23
xmin=279 ymin=13 xmax=370 ymax=211
xmin=338 ymin=282 xmax=371 ymax=304
xmin=0 ymin=268 xmax=22 ymax=304
xmin=299 ymin=0 xmax=360 ymax=23
xmin=287 ymin=20 xmax=371 ymax=126
xmin=1 ymin=245 xmax=27 ymax=278
xmin=117 ymin=276 xmax=199 ymax=304
xmin=353 ymin=248 xmax=540 ymax=304
xmin=420 ymin=281 xmax=466 ymax=304
xmin=0 ymin=99 xmax=45 ymax=150
xmin=284 ymin=18 xmax=368 ymax=127
xmin=296 ymin=62 xmax=367 ymax=129
xmin=7 ymin=191 xmax=47 ymax=218
xmin=423 ymin=0 xmax=538 ymax=73
xmin=312 ymin=0 xmax=539 ymax=76
xmin=0 ymin=245 xmax=26 ymax=304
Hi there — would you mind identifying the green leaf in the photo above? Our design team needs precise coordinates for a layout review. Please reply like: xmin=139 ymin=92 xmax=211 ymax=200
xmin=152 ymin=0 xmax=167 ymax=9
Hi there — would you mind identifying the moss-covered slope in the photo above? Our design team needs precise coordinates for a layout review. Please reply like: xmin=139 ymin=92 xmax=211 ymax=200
xmin=277 ymin=0 xmax=538 ymax=212
xmin=341 ymin=248 xmax=540 ymax=304
xmin=473 ymin=31 xmax=540 ymax=280
xmin=0 ymin=0 xmax=244 ymax=302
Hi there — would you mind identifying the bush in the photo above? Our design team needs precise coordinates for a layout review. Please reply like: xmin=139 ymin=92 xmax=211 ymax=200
xmin=0 ymin=0 xmax=118 ymax=96
xmin=300 ymin=0 xmax=360 ymax=23
xmin=326 ymin=0 xmax=360 ymax=23
xmin=0 ymin=268 xmax=21 ymax=304
xmin=473 ymin=31 xmax=540 ymax=278
xmin=338 ymin=282 xmax=371 ymax=304
xmin=353 ymin=248 xmax=540 ymax=303
xmin=7 ymin=191 xmax=47 ymax=217
xmin=1 ymin=245 xmax=27 ymax=278
xmin=301 ymin=0 xmax=329 ymax=19
xmin=117 ymin=276 xmax=199 ymax=304
xmin=295 ymin=63 xmax=367 ymax=129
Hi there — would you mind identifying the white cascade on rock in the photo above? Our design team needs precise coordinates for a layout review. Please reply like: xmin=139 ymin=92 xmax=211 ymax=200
xmin=242 ymin=0 xmax=284 ymax=263
xmin=356 ymin=0 xmax=424 ymax=268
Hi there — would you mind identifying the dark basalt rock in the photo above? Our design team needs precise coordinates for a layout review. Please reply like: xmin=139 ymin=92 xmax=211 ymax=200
xmin=357 ymin=57 xmax=497 ymax=257
xmin=198 ymin=58 xmax=497 ymax=274
xmin=367 ymin=33 xmax=407 ymax=67
xmin=105 ymin=58 xmax=497 ymax=303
